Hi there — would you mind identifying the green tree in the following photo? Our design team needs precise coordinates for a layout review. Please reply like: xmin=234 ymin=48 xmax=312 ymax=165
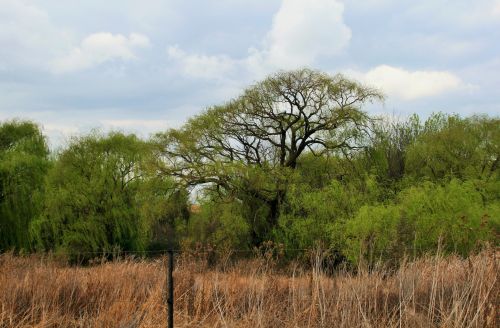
xmin=0 ymin=120 xmax=49 ymax=251
xmin=31 ymin=132 xmax=186 ymax=259
xmin=156 ymin=69 xmax=382 ymax=243
xmin=366 ymin=114 xmax=422 ymax=189
xmin=406 ymin=114 xmax=499 ymax=181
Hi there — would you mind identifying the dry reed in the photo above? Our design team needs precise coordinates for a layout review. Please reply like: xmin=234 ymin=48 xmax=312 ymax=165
xmin=0 ymin=250 xmax=497 ymax=327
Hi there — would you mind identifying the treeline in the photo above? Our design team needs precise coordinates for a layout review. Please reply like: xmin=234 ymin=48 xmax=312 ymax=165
xmin=0 ymin=69 xmax=498 ymax=265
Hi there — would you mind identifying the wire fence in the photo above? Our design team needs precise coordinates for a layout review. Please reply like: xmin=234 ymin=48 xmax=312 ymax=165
xmin=26 ymin=244 xmax=451 ymax=256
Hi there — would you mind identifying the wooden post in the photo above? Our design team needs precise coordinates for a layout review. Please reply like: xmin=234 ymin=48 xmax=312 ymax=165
xmin=167 ymin=249 xmax=174 ymax=328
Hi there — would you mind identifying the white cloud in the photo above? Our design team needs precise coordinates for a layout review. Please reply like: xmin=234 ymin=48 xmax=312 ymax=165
xmin=166 ymin=45 xmax=235 ymax=79
xmin=356 ymin=65 xmax=463 ymax=100
xmin=51 ymin=33 xmax=150 ymax=73
xmin=0 ymin=0 xmax=71 ymax=69
xmin=0 ymin=1 xmax=153 ymax=74
xmin=168 ymin=0 xmax=351 ymax=79
xmin=262 ymin=0 xmax=351 ymax=68
xmin=493 ymin=0 xmax=500 ymax=16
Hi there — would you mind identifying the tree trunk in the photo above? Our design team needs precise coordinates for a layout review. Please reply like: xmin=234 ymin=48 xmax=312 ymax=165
xmin=267 ymin=189 xmax=285 ymax=233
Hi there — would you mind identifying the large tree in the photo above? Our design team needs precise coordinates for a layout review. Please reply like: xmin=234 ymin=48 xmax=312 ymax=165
xmin=156 ymin=69 xmax=382 ymax=242
xmin=31 ymin=132 xmax=187 ymax=258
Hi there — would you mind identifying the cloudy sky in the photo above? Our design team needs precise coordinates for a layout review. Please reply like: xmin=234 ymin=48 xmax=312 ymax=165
xmin=1 ymin=0 xmax=499 ymax=146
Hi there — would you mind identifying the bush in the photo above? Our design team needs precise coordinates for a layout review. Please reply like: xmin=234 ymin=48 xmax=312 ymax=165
xmin=184 ymin=200 xmax=251 ymax=252
xmin=343 ymin=179 xmax=498 ymax=265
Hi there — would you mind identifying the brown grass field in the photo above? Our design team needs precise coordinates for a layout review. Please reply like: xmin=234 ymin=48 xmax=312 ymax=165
xmin=0 ymin=250 xmax=498 ymax=328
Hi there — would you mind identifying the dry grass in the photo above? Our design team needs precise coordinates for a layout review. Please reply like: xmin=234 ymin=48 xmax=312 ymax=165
xmin=0 ymin=250 xmax=497 ymax=328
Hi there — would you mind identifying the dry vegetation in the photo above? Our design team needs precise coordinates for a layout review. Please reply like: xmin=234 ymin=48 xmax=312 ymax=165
xmin=0 ymin=250 xmax=498 ymax=328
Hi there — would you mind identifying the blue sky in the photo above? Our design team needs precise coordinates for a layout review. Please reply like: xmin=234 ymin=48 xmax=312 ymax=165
xmin=1 ymin=0 xmax=499 ymax=147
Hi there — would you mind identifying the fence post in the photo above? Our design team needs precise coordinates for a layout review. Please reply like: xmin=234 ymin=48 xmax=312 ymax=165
xmin=167 ymin=249 xmax=174 ymax=328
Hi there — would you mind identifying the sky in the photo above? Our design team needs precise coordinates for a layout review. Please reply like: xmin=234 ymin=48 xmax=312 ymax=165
xmin=1 ymin=0 xmax=499 ymax=147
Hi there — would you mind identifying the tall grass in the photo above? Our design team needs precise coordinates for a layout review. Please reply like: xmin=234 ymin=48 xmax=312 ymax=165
xmin=0 ymin=250 xmax=497 ymax=327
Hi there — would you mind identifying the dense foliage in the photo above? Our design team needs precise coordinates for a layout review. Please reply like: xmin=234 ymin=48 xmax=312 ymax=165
xmin=0 ymin=69 xmax=498 ymax=264
xmin=0 ymin=121 xmax=49 ymax=251
xmin=30 ymin=132 xmax=188 ymax=260
xmin=157 ymin=69 xmax=382 ymax=244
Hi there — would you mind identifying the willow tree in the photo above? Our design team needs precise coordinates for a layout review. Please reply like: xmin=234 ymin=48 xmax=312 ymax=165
xmin=31 ymin=132 xmax=188 ymax=259
xmin=156 ymin=69 xmax=382 ymax=242
xmin=0 ymin=120 xmax=49 ymax=251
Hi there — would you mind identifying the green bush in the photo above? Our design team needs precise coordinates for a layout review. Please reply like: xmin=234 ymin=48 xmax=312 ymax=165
xmin=343 ymin=179 xmax=498 ymax=265
xmin=184 ymin=200 xmax=250 ymax=251
xmin=274 ymin=176 xmax=381 ymax=255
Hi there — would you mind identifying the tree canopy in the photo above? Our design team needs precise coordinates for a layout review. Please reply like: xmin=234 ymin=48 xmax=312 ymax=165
xmin=0 ymin=69 xmax=497 ymax=265
xmin=156 ymin=69 xmax=383 ymax=239
xmin=31 ymin=132 xmax=187 ymax=259
xmin=0 ymin=120 xmax=49 ymax=251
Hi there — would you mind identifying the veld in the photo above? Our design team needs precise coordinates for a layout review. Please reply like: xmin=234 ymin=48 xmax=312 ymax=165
xmin=0 ymin=250 xmax=497 ymax=328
